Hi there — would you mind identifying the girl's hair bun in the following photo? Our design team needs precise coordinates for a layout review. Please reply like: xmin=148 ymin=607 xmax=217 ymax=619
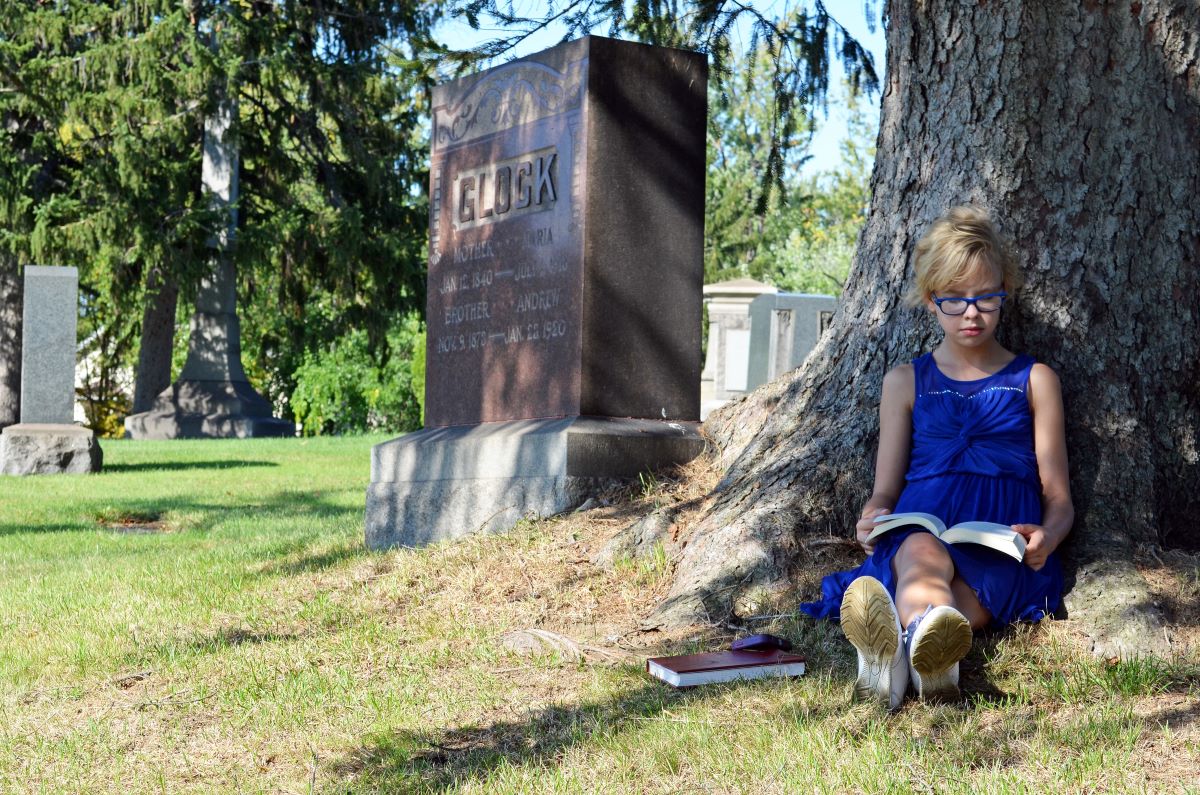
xmin=905 ymin=205 xmax=1021 ymax=308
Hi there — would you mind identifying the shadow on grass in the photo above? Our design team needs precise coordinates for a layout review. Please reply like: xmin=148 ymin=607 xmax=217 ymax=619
xmin=0 ymin=522 xmax=87 ymax=537
xmin=103 ymin=460 xmax=278 ymax=473
xmin=254 ymin=544 xmax=365 ymax=577
xmin=332 ymin=677 xmax=845 ymax=791
xmin=253 ymin=488 xmax=360 ymax=521
xmin=1147 ymin=695 xmax=1200 ymax=729
xmin=333 ymin=618 xmax=848 ymax=791
xmin=334 ymin=643 xmax=1200 ymax=792
xmin=960 ymin=632 xmax=1019 ymax=705
xmin=139 ymin=624 xmax=308 ymax=663
xmin=5 ymin=483 xmax=361 ymax=536
xmin=188 ymin=626 xmax=306 ymax=653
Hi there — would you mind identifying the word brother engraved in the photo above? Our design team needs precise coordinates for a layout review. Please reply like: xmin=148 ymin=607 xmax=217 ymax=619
xmin=425 ymin=35 xmax=705 ymax=426
xmin=366 ymin=36 xmax=707 ymax=549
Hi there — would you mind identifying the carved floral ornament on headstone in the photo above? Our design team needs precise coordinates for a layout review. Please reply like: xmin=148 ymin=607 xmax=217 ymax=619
xmin=435 ymin=60 xmax=587 ymax=148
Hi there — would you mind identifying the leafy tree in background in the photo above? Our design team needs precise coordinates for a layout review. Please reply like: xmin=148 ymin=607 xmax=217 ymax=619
xmin=290 ymin=314 xmax=424 ymax=435
xmin=0 ymin=2 xmax=216 ymax=430
xmin=0 ymin=0 xmax=443 ymax=434
xmin=703 ymin=34 xmax=813 ymax=286
xmin=229 ymin=0 xmax=439 ymax=419
xmin=1 ymin=3 xmax=195 ymax=426
xmin=706 ymin=63 xmax=875 ymax=294
xmin=455 ymin=2 xmax=878 ymax=296
xmin=765 ymin=85 xmax=874 ymax=294
xmin=454 ymin=0 xmax=878 ymax=200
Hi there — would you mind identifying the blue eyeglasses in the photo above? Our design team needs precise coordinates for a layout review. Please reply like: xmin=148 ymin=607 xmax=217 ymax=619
xmin=932 ymin=292 xmax=1007 ymax=316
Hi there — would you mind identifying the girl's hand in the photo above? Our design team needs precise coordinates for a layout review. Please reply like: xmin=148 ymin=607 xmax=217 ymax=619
xmin=1012 ymin=524 xmax=1055 ymax=571
xmin=856 ymin=507 xmax=892 ymax=555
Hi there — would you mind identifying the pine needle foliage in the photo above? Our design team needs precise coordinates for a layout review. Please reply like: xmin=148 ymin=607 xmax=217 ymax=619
xmin=1 ymin=1 xmax=216 ymax=428
xmin=1 ymin=1 xmax=213 ymax=296
xmin=1 ymin=0 xmax=449 ymax=427
xmin=448 ymin=0 xmax=880 ymax=209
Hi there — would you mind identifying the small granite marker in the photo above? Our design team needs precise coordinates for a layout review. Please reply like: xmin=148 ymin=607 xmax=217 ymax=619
xmin=366 ymin=36 xmax=708 ymax=549
xmin=0 ymin=266 xmax=102 ymax=475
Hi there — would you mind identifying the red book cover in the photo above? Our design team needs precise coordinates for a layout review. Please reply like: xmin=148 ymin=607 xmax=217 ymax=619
xmin=646 ymin=648 xmax=806 ymax=687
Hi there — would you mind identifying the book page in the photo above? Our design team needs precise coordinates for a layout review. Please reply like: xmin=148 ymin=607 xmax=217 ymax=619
xmin=939 ymin=522 xmax=1026 ymax=561
xmin=867 ymin=512 xmax=947 ymax=543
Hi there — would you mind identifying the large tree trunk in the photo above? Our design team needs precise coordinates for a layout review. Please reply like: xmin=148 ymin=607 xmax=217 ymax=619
xmin=656 ymin=0 xmax=1200 ymax=659
xmin=0 ymin=253 xmax=21 ymax=429
xmin=132 ymin=266 xmax=179 ymax=414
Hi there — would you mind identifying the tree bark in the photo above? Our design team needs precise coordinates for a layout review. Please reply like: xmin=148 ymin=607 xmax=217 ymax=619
xmin=0 ymin=254 xmax=21 ymax=429
xmin=132 ymin=266 xmax=179 ymax=414
xmin=657 ymin=0 xmax=1200 ymax=659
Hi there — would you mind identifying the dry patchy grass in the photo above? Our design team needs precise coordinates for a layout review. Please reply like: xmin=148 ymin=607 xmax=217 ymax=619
xmin=3 ymin=440 xmax=1199 ymax=793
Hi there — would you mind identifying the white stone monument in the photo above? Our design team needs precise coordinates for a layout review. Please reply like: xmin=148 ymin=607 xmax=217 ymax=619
xmin=699 ymin=277 xmax=777 ymax=420
xmin=0 ymin=266 xmax=102 ymax=475
xmin=123 ymin=94 xmax=292 ymax=439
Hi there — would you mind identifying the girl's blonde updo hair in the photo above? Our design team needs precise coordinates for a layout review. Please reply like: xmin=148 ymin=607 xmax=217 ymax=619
xmin=904 ymin=205 xmax=1022 ymax=308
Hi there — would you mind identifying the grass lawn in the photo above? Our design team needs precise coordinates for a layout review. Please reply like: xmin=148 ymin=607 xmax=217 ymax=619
xmin=1 ymin=435 xmax=1197 ymax=793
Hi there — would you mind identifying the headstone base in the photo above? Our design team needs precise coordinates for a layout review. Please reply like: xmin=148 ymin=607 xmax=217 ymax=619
xmin=1 ymin=424 xmax=102 ymax=475
xmin=124 ymin=379 xmax=294 ymax=439
xmin=366 ymin=416 xmax=705 ymax=550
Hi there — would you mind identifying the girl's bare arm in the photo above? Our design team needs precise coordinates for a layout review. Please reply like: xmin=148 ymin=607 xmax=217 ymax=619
xmin=857 ymin=365 xmax=915 ymax=553
xmin=1014 ymin=363 xmax=1074 ymax=570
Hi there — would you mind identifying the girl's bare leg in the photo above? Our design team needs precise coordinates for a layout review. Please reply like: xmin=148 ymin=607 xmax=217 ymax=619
xmin=892 ymin=533 xmax=991 ymax=629
xmin=892 ymin=533 xmax=985 ymax=701
xmin=950 ymin=574 xmax=991 ymax=630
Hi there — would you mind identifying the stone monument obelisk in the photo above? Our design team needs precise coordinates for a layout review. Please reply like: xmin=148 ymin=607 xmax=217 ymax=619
xmin=124 ymin=91 xmax=292 ymax=439
xmin=0 ymin=266 xmax=102 ymax=475
xmin=366 ymin=36 xmax=708 ymax=549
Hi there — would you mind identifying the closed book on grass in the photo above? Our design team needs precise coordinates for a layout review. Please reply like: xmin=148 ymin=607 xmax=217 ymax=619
xmin=868 ymin=511 xmax=1026 ymax=561
xmin=646 ymin=648 xmax=806 ymax=688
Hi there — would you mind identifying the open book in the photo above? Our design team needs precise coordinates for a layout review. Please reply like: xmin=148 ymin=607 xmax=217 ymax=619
xmin=868 ymin=512 xmax=1027 ymax=561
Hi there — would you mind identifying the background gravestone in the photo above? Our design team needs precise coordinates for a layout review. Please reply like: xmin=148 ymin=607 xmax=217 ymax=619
xmin=699 ymin=278 xmax=777 ymax=420
xmin=123 ymin=94 xmax=292 ymax=439
xmin=0 ymin=266 xmax=101 ymax=475
xmin=745 ymin=292 xmax=837 ymax=391
xmin=367 ymin=36 xmax=708 ymax=549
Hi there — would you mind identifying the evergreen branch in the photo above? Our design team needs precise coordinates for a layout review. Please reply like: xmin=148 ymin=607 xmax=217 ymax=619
xmin=236 ymin=85 xmax=347 ymax=210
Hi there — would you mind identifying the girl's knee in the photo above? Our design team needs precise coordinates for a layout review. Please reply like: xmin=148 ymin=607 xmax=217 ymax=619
xmin=897 ymin=532 xmax=950 ymax=561
xmin=894 ymin=532 xmax=953 ymax=576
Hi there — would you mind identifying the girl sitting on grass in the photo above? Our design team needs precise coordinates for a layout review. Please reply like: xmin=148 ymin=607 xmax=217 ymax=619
xmin=801 ymin=205 xmax=1074 ymax=709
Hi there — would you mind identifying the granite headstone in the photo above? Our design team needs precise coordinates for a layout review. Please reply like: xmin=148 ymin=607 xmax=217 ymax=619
xmin=19 ymin=266 xmax=77 ymax=424
xmin=367 ymin=36 xmax=708 ymax=549
xmin=745 ymin=292 xmax=837 ymax=390
xmin=0 ymin=266 xmax=102 ymax=475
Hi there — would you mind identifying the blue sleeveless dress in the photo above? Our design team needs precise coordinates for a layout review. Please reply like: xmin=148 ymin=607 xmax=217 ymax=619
xmin=800 ymin=353 xmax=1063 ymax=626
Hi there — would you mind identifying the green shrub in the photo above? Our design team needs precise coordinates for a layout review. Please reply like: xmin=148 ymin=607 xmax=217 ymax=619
xmin=290 ymin=314 xmax=423 ymax=436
